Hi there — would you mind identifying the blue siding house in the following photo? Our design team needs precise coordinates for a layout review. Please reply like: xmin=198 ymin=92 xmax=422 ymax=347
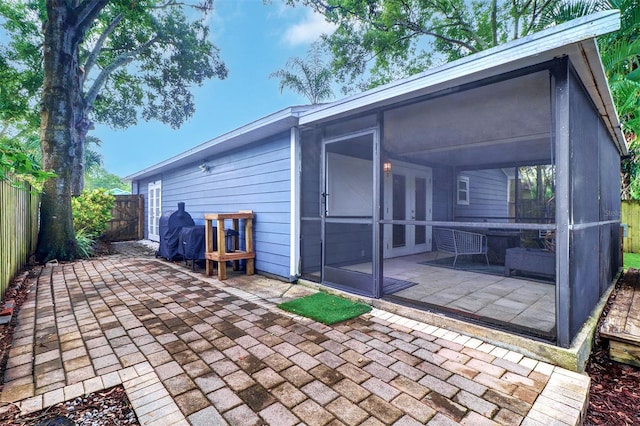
xmin=455 ymin=169 xmax=509 ymax=222
xmin=126 ymin=11 xmax=625 ymax=352
xmin=129 ymin=109 xmax=306 ymax=280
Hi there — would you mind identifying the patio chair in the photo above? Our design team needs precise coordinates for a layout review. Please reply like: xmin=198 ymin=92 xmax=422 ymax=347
xmin=433 ymin=228 xmax=489 ymax=267
xmin=538 ymin=230 xmax=556 ymax=252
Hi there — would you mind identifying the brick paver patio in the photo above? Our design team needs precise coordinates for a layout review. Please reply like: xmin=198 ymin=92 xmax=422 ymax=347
xmin=0 ymin=244 xmax=590 ymax=425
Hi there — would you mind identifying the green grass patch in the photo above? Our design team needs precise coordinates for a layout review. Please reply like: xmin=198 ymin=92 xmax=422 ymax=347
xmin=624 ymin=252 xmax=640 ymax=270
xmin=277 ymin=292 xmax=372 ymax=325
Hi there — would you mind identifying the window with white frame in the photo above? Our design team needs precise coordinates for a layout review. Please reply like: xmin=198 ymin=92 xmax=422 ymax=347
xmin=457 ymin=176 xmax=470 ymax=205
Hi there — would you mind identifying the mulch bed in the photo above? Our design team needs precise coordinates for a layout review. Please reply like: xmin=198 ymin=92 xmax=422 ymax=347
xmin=0 ymin=386 xmax=137 ymax=425
xmin=0 ymin=244 xmax=638 ymax=424
xmin=585 ymin=270 xmax=640 ymax=425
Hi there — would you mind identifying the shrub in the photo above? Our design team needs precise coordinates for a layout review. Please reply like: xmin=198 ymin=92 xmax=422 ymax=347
xmin=72 ymin=189 xmax=115 ymax=238
xmin=75 ymin=228 xmax=95 ymax=258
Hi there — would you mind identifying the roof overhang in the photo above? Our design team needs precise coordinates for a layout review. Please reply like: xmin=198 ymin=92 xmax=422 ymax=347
xmin=125 ymin=106 xmax=310 ymax=181
xmin=127 ymin=11 xmax=625 ymax=182
xmin=299 ymin=10 xmax=626 ymax=155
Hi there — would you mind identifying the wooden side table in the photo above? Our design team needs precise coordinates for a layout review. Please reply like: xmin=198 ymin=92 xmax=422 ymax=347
xmin=204 ymin=211 xmax=255 ymax=280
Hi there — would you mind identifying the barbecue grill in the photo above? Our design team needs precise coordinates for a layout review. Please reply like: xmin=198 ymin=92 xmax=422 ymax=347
xmin=179 ymin=225 xmax=209 ymax=270
xmin=156 ymin=202 xmax=195 ymax=261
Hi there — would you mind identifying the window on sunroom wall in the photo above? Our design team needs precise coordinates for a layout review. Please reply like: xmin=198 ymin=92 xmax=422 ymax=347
xmin=457 ymin=176 xmax=469 ymax=205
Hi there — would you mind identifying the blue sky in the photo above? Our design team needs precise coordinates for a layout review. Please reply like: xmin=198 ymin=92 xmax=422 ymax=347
xmin=94 ymin=1 xmax=336 ymax=178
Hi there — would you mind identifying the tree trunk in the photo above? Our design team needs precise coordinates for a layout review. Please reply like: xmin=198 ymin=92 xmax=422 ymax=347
xmin=490 ymin=0 xmax=497 ymax=46
xmin=36 ymin=0 xmax=83 ymax=262
xmin=621 ymin=159 xmax=632 ymax=200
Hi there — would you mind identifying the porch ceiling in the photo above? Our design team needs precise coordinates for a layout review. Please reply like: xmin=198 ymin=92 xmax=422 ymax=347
xmin=383 ymin=71 xmax=552 ymax=168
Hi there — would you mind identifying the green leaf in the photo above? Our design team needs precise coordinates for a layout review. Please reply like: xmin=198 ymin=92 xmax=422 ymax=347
xmin=627 ymin=67 xmax=640 ymax=82
xmin=72 ymin=189 xmax=115 ymax=237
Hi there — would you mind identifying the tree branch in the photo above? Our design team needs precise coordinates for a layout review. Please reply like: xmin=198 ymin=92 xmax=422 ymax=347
xmin=83 ymin=13 xmax=124 ymax=83
xmin=83 ymin=38 xmax=157 ymax=112
xmin=152 ymin=0 xmax=212 ymax=11
xmin=400 ymin=20 xmax=479 ymax=54
xmin=429 ymin=30 xmax=480 ymax=53
xmin=75 ymin=0 xmax=110 ymax=37
xmin=0 ymin=122 xmax=9 ymax=140
xmin=432 ymin=1 xmax=488 ymax=51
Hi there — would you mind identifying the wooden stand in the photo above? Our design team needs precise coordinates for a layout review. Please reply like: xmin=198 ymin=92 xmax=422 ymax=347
xmin=204 ymin=211 xmax=255 ymax=280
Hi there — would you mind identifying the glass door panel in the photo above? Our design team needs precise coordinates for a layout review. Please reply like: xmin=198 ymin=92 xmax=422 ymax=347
xmin=415 ymin=177 xmax=427 ymax=245
xmin=148 ymin=180 xmax=161 ymax=241
xmin=393 ymin=174 xmax=407 ymax=248
xmin=384 ymin=164 xmax=432 ymax=258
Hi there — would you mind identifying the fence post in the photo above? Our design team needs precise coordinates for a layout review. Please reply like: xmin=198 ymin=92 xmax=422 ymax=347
xmin=138 ymin=194 xmax=144 ymax=240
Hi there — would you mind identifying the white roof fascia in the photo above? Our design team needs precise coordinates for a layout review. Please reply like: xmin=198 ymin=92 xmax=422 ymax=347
xmin=125 ymin=106 xmax=308 ymax=181
xmin=299 ymin=10 xmax=621 ymax=126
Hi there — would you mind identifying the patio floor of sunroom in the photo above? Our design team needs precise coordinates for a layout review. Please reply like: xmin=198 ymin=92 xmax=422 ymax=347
xmin=341 ymin=252 xmax=556 ymax=339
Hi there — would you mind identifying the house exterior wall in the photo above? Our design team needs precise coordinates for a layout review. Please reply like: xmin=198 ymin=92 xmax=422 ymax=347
xmin=455 ymin=169 xmax=509 ymax=221
xmin=133 ymin=132 xmax=293 ymax=280
xmin=125 ymin=13 xmax=625 ymax=352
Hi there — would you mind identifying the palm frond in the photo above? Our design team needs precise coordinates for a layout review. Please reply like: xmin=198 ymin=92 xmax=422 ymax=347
xmin=600 ymin=39 xmax=640 ymax=73
xmin=536 ymin=0 xmax=608 ymax=30
xmin=269 ymin=41 xmax=334 ymax=104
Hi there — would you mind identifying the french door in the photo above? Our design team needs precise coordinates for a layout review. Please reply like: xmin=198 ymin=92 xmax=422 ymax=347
xmin=384 ymin=163 xmax=432 ymax=258
xmin=148 ymin=180 xmax=162 ymax=241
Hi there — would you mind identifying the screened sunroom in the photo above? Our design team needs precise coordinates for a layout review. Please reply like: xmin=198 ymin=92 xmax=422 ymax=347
xmin=297 ymin=11 xmax=625 ymax=348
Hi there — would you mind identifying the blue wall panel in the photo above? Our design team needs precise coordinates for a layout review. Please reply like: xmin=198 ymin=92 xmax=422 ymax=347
xmin=133 ymin=132 xmax=292 ymax=280
xmin=456 ymin=169 xmax=509 ymax=221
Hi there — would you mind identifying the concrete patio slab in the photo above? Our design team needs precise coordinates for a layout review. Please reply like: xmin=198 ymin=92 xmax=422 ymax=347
xmin=0 ymin=243 xmax=590 ymax=425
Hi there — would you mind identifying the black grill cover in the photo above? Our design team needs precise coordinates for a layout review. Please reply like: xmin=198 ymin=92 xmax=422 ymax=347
xmin=178 ymin=225 xmax=214 ymax=262
xmin=157 ymin=202 xmax=195 ymax=261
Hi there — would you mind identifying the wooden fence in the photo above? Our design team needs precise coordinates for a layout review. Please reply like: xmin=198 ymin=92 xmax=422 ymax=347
xmin=0 ymin=179 xmax=39 ymax=298
xmin=622 ymin=201 xmax=640 ymax=253
xmin=104 ymin=194 xmax=144 ymax=242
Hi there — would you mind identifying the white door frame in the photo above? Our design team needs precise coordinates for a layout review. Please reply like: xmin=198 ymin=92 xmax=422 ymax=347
xmin=148 ymin=180 xmax=162 ymax=241
xmin=383 ymin=162 xmax=432 ymax=258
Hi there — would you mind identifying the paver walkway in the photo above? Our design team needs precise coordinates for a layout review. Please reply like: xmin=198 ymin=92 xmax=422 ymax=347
xmin=0 ymin=244 xmax=590 ymax=425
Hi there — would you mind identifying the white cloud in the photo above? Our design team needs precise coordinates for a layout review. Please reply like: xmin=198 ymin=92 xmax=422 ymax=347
xmin=282 ymin=9 xmax=336 ymax=47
